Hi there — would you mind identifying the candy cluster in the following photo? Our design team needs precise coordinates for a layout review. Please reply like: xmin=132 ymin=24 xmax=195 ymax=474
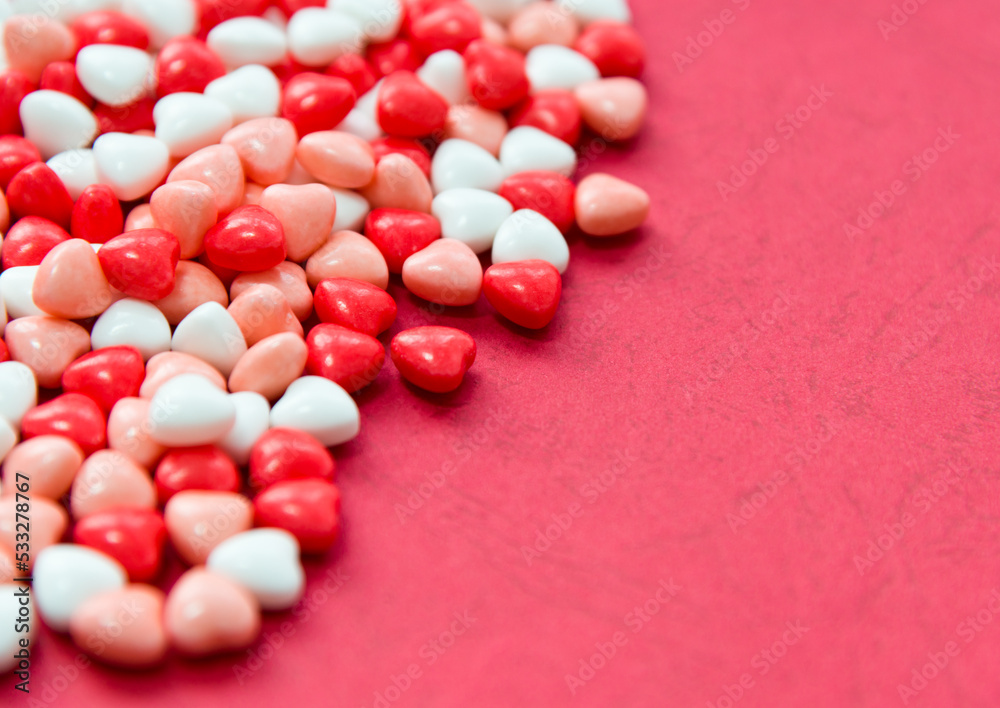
xmin=0 ymin=0 xmax=649 ymax=670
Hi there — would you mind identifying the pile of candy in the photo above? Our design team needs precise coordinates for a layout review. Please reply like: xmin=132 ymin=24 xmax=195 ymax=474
xmin=0 ymin=0 xmax=650 ymax=671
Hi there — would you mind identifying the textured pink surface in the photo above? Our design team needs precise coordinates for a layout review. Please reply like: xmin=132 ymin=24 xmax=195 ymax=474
xmin=28 ymin=0 xmax=1000 ymax=706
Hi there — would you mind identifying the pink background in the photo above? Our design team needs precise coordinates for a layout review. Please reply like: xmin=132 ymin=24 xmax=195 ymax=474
xmin=27 ymin=0 xmax=1000 ymax=706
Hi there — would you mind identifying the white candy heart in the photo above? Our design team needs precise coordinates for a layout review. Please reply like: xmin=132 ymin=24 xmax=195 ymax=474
xmin=432 ymin=188 xmax=514 ymax=253
xmin=492 ymin=209 xmax=570 ymax=274
xmin=431 ymin=139 xmax=504 ymax=194
xmin=525 ymin=44 xmax=600 ymax=91
xmin=33 ymin=545 xmax=127 ymax=633
xmin=287 ymin=8 xmax=364 ymax=66
xmin=331 ymin=188 xmax=370 ymax=232
xmin=0 ymin=362 xmax=37 ymax=428
xmin=0 ymin=584 xmax=35 ymax=674
xmin=207 ymin=16 xmax=288 ymax=68
xmin=270 ymin=376 xmax=360 ymax=447
xmin=171 ymin=302 xmax=247 ymax=377
xmin=500 ymin=126 xmax=577 ymax=178
xmin=0 ymin=267 xmax=46 ymax=319
xmin=91 ymin=298 xmax=172 ymax=361
xmin=76 ymin=44 xmax=154 ymax=108
xmin=18 ymin=90 xmax=98 ymax=160
xmin=204 ymin=64 xmax=281 ymax=124
xmin=206 ymin=529 xmax=305 ymax=611
xmin=0 ymin=418 xmax=16 ymax=464
xmin=337 ymin=0 xmax=403 ymax=42
xmin=217 ymin=391 xmax=270 ymax=466
xmin=93 ymin=132 xmax=171 ymax=202
xmin=466 ymin=0 xmax=538 ymax=23
xmin=154 ymin=92 xmax=234 ymax=158
xmin=52 ymin=0 xmax=122 ymax=22
xmin=121 ymin=0 xmax=197 ymax=49
xmin=148 ymin=373 xmax=236 ymax=446
xmin=417 ymin=50 xmax=471 ymax=106
xmin=554 ymin=0 xmax=630 ymax=25
xmin=46 ymin=149 xmax=99 ymax=201
xmin=335 ymin=108 xmax=383 ymax=142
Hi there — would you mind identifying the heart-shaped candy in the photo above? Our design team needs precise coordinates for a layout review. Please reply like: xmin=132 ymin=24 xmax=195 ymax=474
xmin=76 ymin=44 xmax=154 ymax=107
xmin=258 ymin=184 xmax=336 ymax=263
xmin=148 ymin=373 xmax=237 ymax=447
xmin=282 ymin=73 xmax=356 ymax=137
xmin=0 ymin=496 xmax=68 ymax=568
xmin=253 ymin=479 xmax=341 ymax=553
xmin=220 ymin=117 xmax=297 ymax=186
xmin=416 ymin=49 xmax=471 ymax=105
xmin=499 ymin=126 xmax=577 ymax=178
xmin=33 ymin=544 xmax=127 ymax=632
xmin=204 ymin=64 xmax=281 ymax=123
xmin=164 ymin=491 xmax=254 ymax=565
xmin=106 ymin=397 xmax=167 ymax=470
xmin=483 ymin=259 xmax=563 ymax=329
xmin=555 ymin=0 xmax=631 ymax=24
xmin=337 ymin=0 xmax=403 ymax=42
xmin=217 ymin=391 xmax=270 ymax=466
xmin=69 ymin=585 xmax=168 ymax=667
xmin=525 ymin=44 xmax=600 ymax=91
xmin=207 ymin=528 xmax=306 ymax=610
xmin=306 ymin=230 xmax=388 ymax=290
xmin=149 ymin=180 xmax=219 ymax=260
xmin=231 ymin=262 xmax=314 ymax=321
xmin=492 ymin=209 xmax=570 ymax=274
xmin=431 ymin=139 xmax=504 ymax=194
xmin=7 ymin=161 xmax=75 ymax=229
xmin=498 ymin=170 xmax=576 ymax=234
xmin=47 ymin=148 xmax=99 ymax=201
xmin=360 ymin=153 xmax=433 ymax=213
xmin=206 ymin=16 xmax=287 ymax=67
xmin=167 ymin=144 xmax=245 ymax=216
xmin=70 ymin=449 xmax=157 ymax=519
xmin=93 ymin=132 xmax=171 ymax=202
xmin=3 ymin=316 xmax=91 ymax=388
xmin=0 ymin=435 xmax=83 ymax=499
xmin=376 ymin=70 xmax=449 ymax=138
xmin=61 ymin=346 xmax=145 ymax=414
xmin=3 ymin=16 xmax=76 ymax=83
xmin=229 ymin=332 xmax=308 ymax=401
xmin=574 ymin=172 xmax=650 ymax=236
xmin=71 ymin=184 xmax=123 ymax=244
xmin=73 ymin=508 xmax=167 ymax=582
xmin=442 ymin=104 xmax=508 ymax=156
xmin=296 ymin=130 xmax=375 ymax=189
xmin=32 ymin=239 xmax=113 ymax=319
xmin=170 ymin=301 xmax=247 ymax=376
xmin=390 ymin=326 xmax=477 ymax=393
xmin=305 ymin=323 xmax=385 ymax=393
xmin=464 ymin=39 xmax=529 ymax=111
xmin=0 ymin=360 xmax=38 ymax=427
xmin=19 ymin=90 xmax=98 ymax=160
xmin=402 ymin=238 xmax=483 ymax=306
xmin=203 ymin=205 xmax=287 ymax=273
xmin=313 ymin=277 xmax=397 ymax=336
xmin=248 ymin=427 xmax=336 ymax=492
xmin=227 ymin=283 xmax=303 ymax=346
xmin=153 ymin=91 xmax=234 ymax=158
xmin=91 ymin=298 xmax=173 ymax=361
xmin=286 ymin=8 xmax=363 ymax=66
xmin=431 ymin=188 xmax=514 ymax=253
xmin=331 ymin=188 xmax=371 ymax=232
xmin=121 ymin=0 xmax=198 ymax=48
xmin=98 ymin=229 xmax=181 ymax=301
xmin=1 ymin=216 xmax=70 ymax=269
xmin=164 ymin=568 xmax=260 ymax=656
xmin=23 ymin=390 xmax=107 ymax=459
xmin=269 ymin=376 xmax=360 ymax=447
xmin=574 ymin=77 xmax=648 ymax=142
xmin=154 ymin=445 xmax=241 ymax=503
xmin=364 ymin=208 xmax=441 ymax=273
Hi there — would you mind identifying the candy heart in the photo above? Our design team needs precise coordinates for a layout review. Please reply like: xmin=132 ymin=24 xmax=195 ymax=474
xmin=306 ymin=230 xmax=388 ymax=289
xmin=148 ymin=373 xmax=236 ymax=446
xmin=6 ymin=161 xmax=74 ymax=229
xmin=326 ymin=52 xmax=378 ymax=95
xmin=167 ymin=143 xmax=245 ymax=215
xmin=203 ymin=205 xmax=286 ymax=272
xmin=98 ymin=228 xmax=180 ymax=301
xmin=204 ymin=64 xmax=281 ymax=123
xmin=164 ymin=491 xmax=253 ymax=565
xmin=4 ymin=316 xmax=91 ymax=388
xmin=360 ymin=153 xmax=433 ymax=213
xmin=555 ymin=0 xmax=631 ymax=24
xmin=0 ymin=135 xmax=42 ymax=190
xmin=574 ymin=77 xmax=647 ymax=141
xmin=376 ymin=70 xmax=449 ymax=138
xmin=257 ymin=184 xmax=335 ymax=263
xmin=106 ymin=397 xmax=166 ymax=470
xmin=331 ymin=188 xmax=370 ymax=232
xmin=171 ymin=301 xmax=247 ymax=376
xmin=574 ymin=20 xmax=645 ymax=78
xmin=206 ymin=528 xmax=304 ymax=610
xmin=227 ymin=283 xmax=303 ymax=347
xmin=149 ymin=180 xmax=218 ymax=259
xmin=140 ymin=351 xmax=227 ymax=398
xmin=93 ymin=94 xmax=157 ymax=134
xmin=498 ymin=170 xmax=576 ymax=234
xmin=367 ymin=38 xmax=419 ymax=77
xmin=76 ymin=43 xmax=153 ymax=107
xmin=371 ymin=136 xmax=431 ymax=176
xmin=154 ymin=445 xmax=240 ymax=504
xmin=0 ymin=362 xmax=37 ymax=427
xmin=282 ymin=73 xmax=356 ymax=137
xmin=93 ymin=132 xmax=171 ymax=201
xmin=416 ymin=49 xmax=471 ymax=106
xmin=525 ymin=44 xmax=600 ymax=91
xmin=286 ymin=7 xmax=363 ymax=66
xmin=69 ymin=585 xmax=168 ymax=667
xmin=207 ymin=16 xmax=287 ymax=67
xmin=509 ymin=2 xmax=580 ymax=51
xmin=217 ymin=391 xmax=270 ymax=466
xmin=269 ymin=376 xmax=360 ymax=447
xmin=31 ymin=239 xmax=113 ymax=319
xmin=407 ymin=1 xmax=481 ymax=56
xmin=120 ymin=0 xmax=197 ymax=48
xmin=364 ymin=208 xmax=441 ymax=273
xmin=91 ymin=298 xmax=172 ymax=361
xmin=443 ymin=104 xmax=508 ymax=156
xmin=154 ymin=35 xmax=226 ymax=96
xmin=402 ymin=238 xmax=483 ymax=306
xmin=336 ymin=106 xmax=383 ymax=142
xmin=70 ymin=10 xmax=151 ymax=50
xmin=47 ymin=148 xmax=100 ymax=200
xmin=431 ymin=188 xmax=513 ymax=253
xmin=337 ymin=0 xmax=402 ymax=42
xmin=61 ymin=346 xmax=145 ymax=414
xmin=73 ymin=508 xmax=166 ymax=581
xmin=492 ymin=209 xmax=570 ymax=274
xmin=22 ymin=392 xmax=106 ymax=456
xmin=164 ymin=567 xmax=260 ymax=656
xmin=0 ymin=71 xmax=33 ymax=138
xmin=1 ymin=217 xmax=70 ymax=270
xmin=295 ymin=130 xmax=375 ymax=189
xmin=33 ymin=544 xmax=127 ymax=633
xmin=0 ymin=496 xmax=68 ymax=568
xmin=500 ymin=126 xmax=577 ymax=177
xmin=431 ymin=138 xmax=504 ymax=194
xmin=231 ymin=263 xmax=312 ymax=322
xmin=0 ymin=584 xmax=36 ymax=672
xmin=390 ymin=326 xmax=476 ymax=393
xmin=305 ymin=323 xmax=384 ymax=393
xmin=71 ymin=184 xmax=123 ymax=243
xmin=510 ymin=89 xmax=583 ymax=145
xmin=125 ymin=203 xmax=156 ymax=231
xmin=228 ymin=332 xmax=307 ymax=401
xmin=153 ymin=92 xmax=234 ymax=158
xmin=465 ymin=0 xmax=537 ymax=23
xmin=220 ymin=117 xmax=297 ymax=186
xmin=0 ymin=435 xmax=83 ymax=499
xmin=253 ymin=479 xmax=341 ymax=553
xmin=192 ymin=0 xmax=268 ymax=32
xmin=248 ymin=427 xmax=335 ymax=493
xmin=464 ymin=39 xmax=530 ymax=111
xmin=483 ymin=259 xmax=562 ymax=328
xmin=3 ymin=16 xmax=76 ymax=83
xmin=313 ymin=277 xmax=397 ymax=336
xmin=574 ymin=172 xmax=650 ymax=236
xmin=0 ymin=419 xmax=15 ymax=464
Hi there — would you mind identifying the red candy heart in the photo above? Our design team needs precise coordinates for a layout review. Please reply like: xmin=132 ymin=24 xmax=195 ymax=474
xmin=71 ymin=184 xmax=123 ymax=243
xmin=376 ymin=70 xmax=449 ymax=138
xmin=363 ymin=208 xmax=441 ymax=273
xmin=574 ymin=21 xmax=646 ymax=79
xmin=98 ymin=228 xmax=181 ymax=300
xmin=0 ymin=340 xmax=8 ymax=363
xmin=154 ymin=446 xmax=241 ymax=504
xmin=313 ymin=277 xmax=397 ymax=336
xmin=6 ymin=161 xmax=75 ymax=229
xmin=390 ymin=326 xmax=476 ymax=393
xmin=305 ymin=323 xmax=385 ymax=393
xmin=39 ymin=61 xmax=94 ymax=107
xmin=69 ymin=11 xmax=151 ymax=51
xmin=0 ymin=71 xmax=35 ymax=136
xmin=483 ymin=260 xmax=563 ymax=329
xmin=203 ymin=205 xmax=287 ymax=273
xmin=195 ymin=0 xmax=270 ymax=33
xmin=249 ymin=427 xmax=336 ymax=492
xmin=0 ymin=134 xmax=42 ymax=190
xmin=1 ymin=216 xmax=71 ymax=269
xmin=498 ymin=171 xmax=577 ymax=235
xmin=21 ymin=393 xmax=107 ymax=456
xmin=73 ymin=508 xmax=167 ymax=582
xmin=370 ymin=136 xmax=431 ymax=177
xmin=94 ymin=95 xmax=156 ymax=134
xmin=509 ymin=90 xmax=583 ymax=147
xmin=464 ymin=39 xmax=530 ymax=110
xmin=326 ymin=52 xmax=377 ymax=96
xmin=367 ymin=39 xmax=421 ymax=78
xmin=281 ymin=73 xmax=356 ymax=137
xmin=154 ymin=37 xmax=226 ymax=97
xmin=253 ymin=479 xmax=341 ymax=553
xmin=61 ymin=346 xmax=145 ymax=415
xmin=407 ymin=1 xmax=482 ymax=57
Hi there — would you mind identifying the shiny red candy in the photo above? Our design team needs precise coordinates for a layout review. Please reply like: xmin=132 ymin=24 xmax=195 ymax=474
xmin=390 ymin=326 xmax=476 ymax=393
xmin=305 ymin=323 xmax=385 ymax=393
xmin=155 ymin=37 xmax=227 ymax=97
xmin=370 ymin=136 xmax=431 ymax=177
xmin=94 ymin=96 xmax=156 ymax=134
xmin=203 ymin=205 xmax=287 ymax=273
xmin=407 ymin=1 xmax=481 ymax=57
xmin=154 ymin=446 xmax=241 ymax=504
xmin=195 ymin=0 xmax=270 ymax=33
xmin=21 ymin=393 xmax=107 ymax=456
xmin=71 ymin=184 xmax=123 ymax=243
xmin=509 ymin=90 xmax=583 ymax=146
xmin=70 ymin=11 xmax=150 ymax=51
xmin=281 ymin=73 xmax=356 ymax=137
xmin=313 ymin=278 xmax=397 ymax=336
xmin=326 ymin=53 xmax=377 ymax=96
xmin=376 ymin=70 xmax=448 ymax=138
xmin=98 ymin=228 xmax=181 ymax=301
xmin=0 ymin=135 xmax=42 ymax=190
xmin=464 ymin=40 xmax=530 ymax=110
xmin=61 ymin=346 xmax=145 ymax=415
xmin=483 ymin=260 xmax=563 ymax=329
xmin=73 ymin=508 xmax=167 ymax=582
xmin=0 ymin=341 xmax=8 ymax=363
xmin=6 ymin=161 xmax=75 ymax=229
xmin=574 ymin=21 xmax=646 ymax=78
xmin=253 ymin=479 xmax=342 ymax=553
xmin=498 ymin=171 xmax=577 ymax=235
xmin=363 ymin=208 xmax=441 ymax=273
xmin=367 ymin=39 xmax=421 ymax=78
xmin=39 ymin=61 xmax=94 ymax=107
xmin=1 ymin=216 xmax=70 ymax=269
xmin=249 ymin=427 xmax=336 ymax=492
xmin=0 ymin=71 xmax=35 ymax=136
